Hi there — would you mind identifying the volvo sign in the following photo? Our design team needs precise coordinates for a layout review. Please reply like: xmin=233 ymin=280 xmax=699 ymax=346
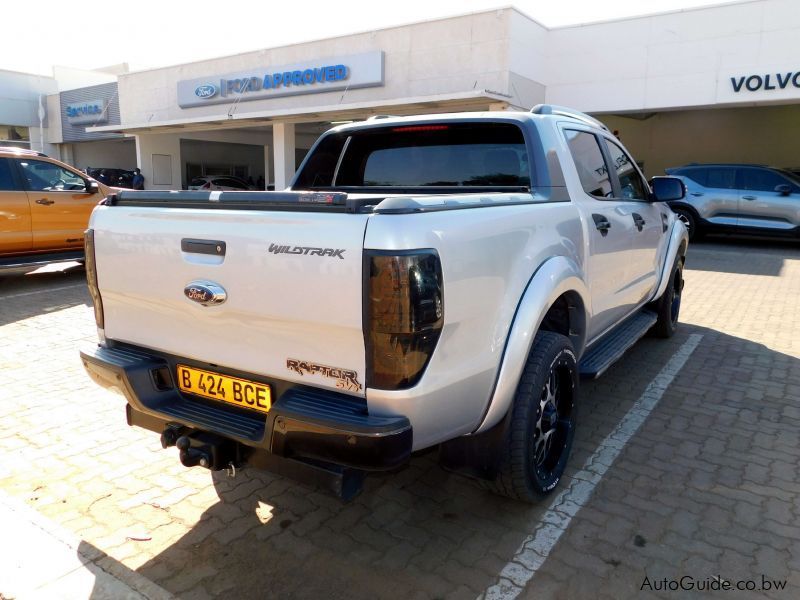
xmin=177 ymin=51 xmax=384 ymax=108
xmin=730 ymin=71 xmax=800 ymax=93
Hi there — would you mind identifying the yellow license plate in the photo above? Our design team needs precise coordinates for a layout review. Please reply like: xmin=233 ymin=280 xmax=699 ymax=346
xmin=176 ymin=365 xmax=271 ymax=414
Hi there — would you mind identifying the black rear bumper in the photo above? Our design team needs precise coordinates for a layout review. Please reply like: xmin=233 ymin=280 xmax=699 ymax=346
xmin=80 ymin=343 xmax=412 ymax=472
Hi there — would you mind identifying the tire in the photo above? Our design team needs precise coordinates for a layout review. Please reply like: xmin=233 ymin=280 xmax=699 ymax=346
xmin=651 ymin=257 xmax=684 ymax=338
xmin=487 ymin=331 xmax=579 ymax=502
xmin=672 ymin=207 xmax=700 ymax=241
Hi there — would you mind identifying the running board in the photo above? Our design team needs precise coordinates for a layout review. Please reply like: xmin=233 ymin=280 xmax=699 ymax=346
xmin=0 ymin=250 xmax=84 ymax=272
xmin=579 ymin=310 xmax=657 ymax=379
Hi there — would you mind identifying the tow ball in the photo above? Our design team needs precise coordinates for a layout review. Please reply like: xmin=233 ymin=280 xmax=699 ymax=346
xmin=160 ymin=425 xmax=238 ymax=475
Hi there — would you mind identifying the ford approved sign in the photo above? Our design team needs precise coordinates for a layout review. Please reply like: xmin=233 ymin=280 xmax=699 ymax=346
xmin=177 ymin=51 xmax=383 ymax=108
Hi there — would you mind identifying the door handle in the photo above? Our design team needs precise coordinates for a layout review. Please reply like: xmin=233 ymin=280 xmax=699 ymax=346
xmin=35 ymin=198 xmax=55 ymax=205
xmin=632 ymin=213 xmax=646 ymax=231
xmin=690 ymin=192 xmax=704 ymax=197
xmin=742 ymin=195 xmax=756 ymax=201
xmin=592 ymin=214 xmax=611 ymax=236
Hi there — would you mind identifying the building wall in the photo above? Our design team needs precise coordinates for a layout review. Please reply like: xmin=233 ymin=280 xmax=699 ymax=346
xmin=507 ymin=9 xmax=549 ymax=108
xmin=112 ymin=1 xmax=800 ymax=127
xmin=539 ymin=0 xmax=800 ymax=113
xmin=117 ymin=10 xmax=514 ymax=125
xmin=0 ymin=70 xmax=58 ymax=154
xmin=52 ymin=66 xmax=117 ymax=93
xmin=0 ymin=70 xmax=57 ymax=128
xmin=602 ymin=104 xmax=800 ymax=178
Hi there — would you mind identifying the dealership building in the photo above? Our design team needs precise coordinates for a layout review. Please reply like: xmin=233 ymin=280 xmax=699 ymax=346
xmin=4 ymin=0 xmax=799 ymax=189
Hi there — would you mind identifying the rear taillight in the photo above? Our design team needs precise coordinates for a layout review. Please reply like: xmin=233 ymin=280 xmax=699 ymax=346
xmin=365 ymin=250 xmax=444 ymax=390
xmin=84 ymin=229 xmax=104 ymax=329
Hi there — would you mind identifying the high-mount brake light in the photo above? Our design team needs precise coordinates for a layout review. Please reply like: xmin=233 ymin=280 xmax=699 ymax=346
xmin=84 ymin=229 xmax=105 ymax=329
xmin=390 ymin=125 xmax=450 ymax=132
xmin=365 ymin=250 xmax=444 ymax=390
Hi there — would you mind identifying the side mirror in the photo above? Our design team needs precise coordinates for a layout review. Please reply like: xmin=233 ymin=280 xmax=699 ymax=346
xmin=87 ymin=180 xmax=100 ymax=193
xmin=649 ymin=176 xmax=686 ymax=202
xmin=774 ymin=184 xmax=791 ymax=196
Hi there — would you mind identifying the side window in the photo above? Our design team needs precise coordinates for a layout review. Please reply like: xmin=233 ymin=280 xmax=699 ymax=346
xmin=563 ymin=129 xmax=612 ymax=198
xmin=675 ymin=168 xmax=707 ymax=186
xmin=0 ymin=158 xmax=20 ymax=191
xmin=18 ymin=159 xmax=87 ymax=192
xmin=740 ymin=168 xmax=790 ymax=192
xmin=605 ymin=140 xmax=647 ymax=200
xmin=705 ymin=168 xmax=737 ymax=189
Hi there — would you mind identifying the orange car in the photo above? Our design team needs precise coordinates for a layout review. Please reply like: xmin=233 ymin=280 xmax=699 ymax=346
xmin=0 ymin=147 xmax=115 ymax=272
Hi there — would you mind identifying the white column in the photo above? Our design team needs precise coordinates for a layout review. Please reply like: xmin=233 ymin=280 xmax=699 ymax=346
xmin=273 ymin=122 xmax=296 ymax=191
xmin=60 ymin=144 xmax=74 ymax=167
xmin=135 ymin=133 xmax=182 ymax=190
xmin=263 ymin=145 xmax=271 ymax=190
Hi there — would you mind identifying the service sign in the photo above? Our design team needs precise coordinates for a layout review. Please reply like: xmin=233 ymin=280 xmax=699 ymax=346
xmin=177 ymin=51 xmax=384 ymax=108
xmin=65 ymin=99 xmax=108 ymax=125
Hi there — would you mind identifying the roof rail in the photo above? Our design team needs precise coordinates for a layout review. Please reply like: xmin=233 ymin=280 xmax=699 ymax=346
xmin=0 ymin=146 xmax=47 ymax=157
xmin=530 ymin=104 xmax=609 ymax=131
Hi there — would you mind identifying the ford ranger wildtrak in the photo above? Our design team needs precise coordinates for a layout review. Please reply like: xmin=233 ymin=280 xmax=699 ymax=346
xmin=80 ymin=106 xmax=688 ymax=502
xmin=0 ymin=147 xmax=114 ymax=274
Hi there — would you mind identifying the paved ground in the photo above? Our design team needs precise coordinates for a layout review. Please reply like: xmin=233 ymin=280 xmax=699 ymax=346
xmin=1 ymin=237 xmax=799 ymax=599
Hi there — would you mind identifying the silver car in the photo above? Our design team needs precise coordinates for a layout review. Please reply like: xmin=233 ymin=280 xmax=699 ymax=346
xmin=665 ymin=164 xmax=800 ymax=240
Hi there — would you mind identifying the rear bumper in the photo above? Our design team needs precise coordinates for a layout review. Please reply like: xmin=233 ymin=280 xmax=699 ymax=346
xmin=80 ymin=343 xmax=412 ymax=472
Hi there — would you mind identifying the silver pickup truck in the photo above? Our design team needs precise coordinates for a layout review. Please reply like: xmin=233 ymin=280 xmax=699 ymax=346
xmin=80 ymin=106 xmax=688 ymax=502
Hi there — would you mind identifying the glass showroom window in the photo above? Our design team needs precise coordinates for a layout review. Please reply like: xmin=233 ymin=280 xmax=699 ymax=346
xmin=0 ymin=125 xmax=30 ymax=148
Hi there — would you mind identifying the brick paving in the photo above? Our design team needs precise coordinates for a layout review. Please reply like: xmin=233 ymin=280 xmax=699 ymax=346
xmin=0 ymin=238 xmax=799 ymax=599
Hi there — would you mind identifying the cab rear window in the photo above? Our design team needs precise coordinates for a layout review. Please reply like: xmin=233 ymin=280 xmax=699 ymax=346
xmin=294 ymin=123 xmax=530 ymax=189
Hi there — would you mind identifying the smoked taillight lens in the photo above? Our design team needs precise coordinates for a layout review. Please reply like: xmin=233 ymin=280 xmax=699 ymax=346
xmin=84 ymin=229 xmax=104 ymax=329
xmin=365 ymin=250 xmax=444 ymax=390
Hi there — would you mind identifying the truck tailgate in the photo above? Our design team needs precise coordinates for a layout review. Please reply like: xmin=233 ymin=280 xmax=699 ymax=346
xmin=91 ymin=204 xmax=369 ymax=396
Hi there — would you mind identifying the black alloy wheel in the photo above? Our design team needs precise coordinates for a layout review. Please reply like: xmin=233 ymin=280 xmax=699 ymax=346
xmin=488 ymin=331 xmax=578 ymax=502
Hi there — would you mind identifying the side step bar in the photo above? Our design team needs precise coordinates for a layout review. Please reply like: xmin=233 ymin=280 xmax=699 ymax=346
xmin=0 ymin=250 xmax=84 ymax=273
xmin=579 ymin=310 xmax=657 ymax=379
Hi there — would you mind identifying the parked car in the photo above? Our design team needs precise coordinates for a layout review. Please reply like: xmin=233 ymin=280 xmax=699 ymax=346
xmin=665 ymin=163 xmax=800 ymax=240
xmin=0 ymin=147 xmax=115 ymax=273
xmin=80 ymin=106 xmax=688 ymax=502
xmin=188 ymin=175 xmax=254 ymax=191
xmin=86 ymin=167 xmax=135 ymax=189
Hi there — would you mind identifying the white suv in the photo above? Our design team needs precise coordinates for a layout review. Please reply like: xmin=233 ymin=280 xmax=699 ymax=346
xmin=188 ymin=176 xmax=254 ymax=191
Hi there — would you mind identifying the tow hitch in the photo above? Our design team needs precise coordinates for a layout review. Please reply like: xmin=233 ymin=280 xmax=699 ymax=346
xmin=161 ymin=425 xmax=238 ymax=473
xmin=158 ymin=424 xmax=365 ymax=500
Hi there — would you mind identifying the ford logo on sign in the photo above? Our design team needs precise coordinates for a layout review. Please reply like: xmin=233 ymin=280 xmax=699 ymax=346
xmin=184 ymin=280 xmax=227 ymax=306
xmin=194 ymin=84 xmax=217 ymax=99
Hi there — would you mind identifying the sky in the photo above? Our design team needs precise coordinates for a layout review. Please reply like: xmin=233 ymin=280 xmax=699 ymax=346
xmin=3 ymin=0 xmax=745 ymax=76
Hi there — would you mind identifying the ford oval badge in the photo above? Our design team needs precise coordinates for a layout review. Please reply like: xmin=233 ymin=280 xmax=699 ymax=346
xmin=194 ymin=84 xmax=217 ymax=99
xmin=184 ymin=281 xmax=227 ymax=306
